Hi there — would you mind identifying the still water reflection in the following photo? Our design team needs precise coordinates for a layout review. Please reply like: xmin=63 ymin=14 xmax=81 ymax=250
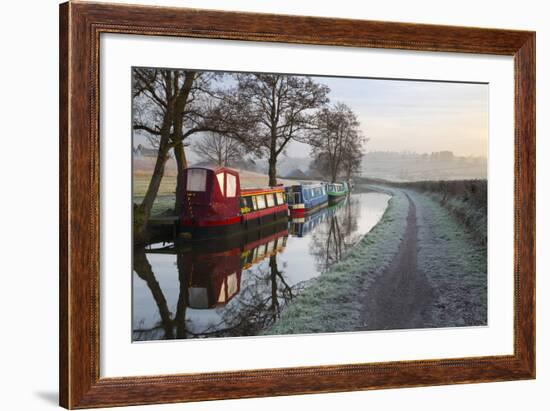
xmin=133 ymin=191 xmax=390 ymax=341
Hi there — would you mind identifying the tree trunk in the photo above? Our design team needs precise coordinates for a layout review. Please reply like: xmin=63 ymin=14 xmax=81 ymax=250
xmin=268 ymin=156 xmax=277 ymax=186
xmin=269 ymin=255 xmax=280 ymax=321
xmin=133 ymin=248 xmax=174 ymax=339
xmin=173 ymin=142 xmax=188 ymax=216
xmin=331 ymin=164 xmax=338 ymax=183
xmin=135 ymin=134 xmax=171 ymax=243
xmin=171 ymin=71 xmax=195 ymax=217
xmin=175 ymin=253 xmax=189 ymax=339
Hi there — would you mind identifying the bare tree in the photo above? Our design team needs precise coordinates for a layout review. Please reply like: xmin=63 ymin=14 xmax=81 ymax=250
xmin=193 ymin=132 xmax=245 ymax=167
xmin=132 ymin=69 xmax=252 ymax=242
xmin=308 ymin=102 xmax=366 ymax=182
xmin=234 ymin=74 xmax=330 ymax=186
xmin=342 ymin=134 xmax=368 ymax=181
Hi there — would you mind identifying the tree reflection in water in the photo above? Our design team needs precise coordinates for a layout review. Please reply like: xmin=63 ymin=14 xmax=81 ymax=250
xmin=309 ymin=196 xmax=362 ymax=273
xmin=133 ymin=248 xmax=177 ymax=340
xmin=215 ymin=254 xmax=302 ymax=337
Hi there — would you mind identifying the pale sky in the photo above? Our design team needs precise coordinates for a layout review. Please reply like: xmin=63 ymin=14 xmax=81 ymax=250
xmin=135 ymin=72 xmax=489 ymax=160
xmin=288 ymin=76 xmax=488 ymax=158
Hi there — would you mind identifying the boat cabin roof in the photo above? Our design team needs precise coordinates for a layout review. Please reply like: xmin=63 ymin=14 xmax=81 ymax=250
xmin=241 ymin=186 xmax=285 ymax=196
xmin=290 ymin=182 xmax=324 ymax=189
xmin=185 ymin=167 xmax=284 ymax=196
xmin=185 ymin=166 xmax=239 ymax=175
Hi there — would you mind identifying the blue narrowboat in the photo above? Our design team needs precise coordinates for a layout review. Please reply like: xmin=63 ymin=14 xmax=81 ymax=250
xmin=285 ymin=182 xmax=328 ymax=216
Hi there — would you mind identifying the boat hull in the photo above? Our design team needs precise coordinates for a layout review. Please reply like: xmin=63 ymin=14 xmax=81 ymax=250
xmin=288 ymin=201 xmax=328 ymax=217
xmin=328 ymin=192 xmax=348 ymax=203
xmin=178 ymin=209 xmax=288 ymax=241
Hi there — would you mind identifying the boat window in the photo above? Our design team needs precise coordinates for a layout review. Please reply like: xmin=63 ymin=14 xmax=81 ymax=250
xmin=245 ymin=196 xmax=254 ymax=210
xmin=256 ymin=195 xmax=266 ymax=209
xmin=285 ymin=191 xmax=292 ymax=204
xmin=188 ymin=287 xmax=209 ymax=309
xmin=187 ymin=168 xmax=207 ymax=192
xmin=218 ymin=285 xmax=226 ymax=304
xmin=226 ymin=273 xmax=238 ymax=299
xmin=266 ymin=193 xmax=275 ymax=207
xmin=226 ymin=173 xmax=237 ymax=197
xmin=216 ymin=172 xmax=225 ymax=196
xmin=257 ymin=245 xmax=266 ymax=259
xmin=288 ymin=190 xmax=296 ymax=204
xmin=276 ymin=192 xmax=284 ymax=205
xmin=245 ymin=250 xmax=254 ymax=265
xmin=218 ymin=273 xmax=238 ymax=304
xmin=252 ymin=196 xmax=259 ymax=210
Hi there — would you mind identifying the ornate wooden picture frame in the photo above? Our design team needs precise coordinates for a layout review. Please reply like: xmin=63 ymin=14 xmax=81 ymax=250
xmin=59 ymin=1 xmax=535 ymax=408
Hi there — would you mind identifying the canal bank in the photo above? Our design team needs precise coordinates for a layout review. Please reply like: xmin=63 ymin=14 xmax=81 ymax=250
xmin=264 ymin=186 xmax=409 ymax=335
xmin=265 ymin=184 xmax=487 ymax=335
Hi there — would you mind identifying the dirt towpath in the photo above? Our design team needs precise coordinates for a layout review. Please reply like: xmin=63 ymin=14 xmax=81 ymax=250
xmin=359 ymin=192 xmax=435 ymax=331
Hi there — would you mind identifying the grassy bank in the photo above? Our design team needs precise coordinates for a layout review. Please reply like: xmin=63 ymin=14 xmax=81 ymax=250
xmin=264 ymin=187 xmax=408 ymax=335
xmin=265 ymin=183 xmax=487 ymax=334
xmin=394 ymin=180 xmax=487 ymax=246
xmin=407 ymin=190 xmax=487 ymax=326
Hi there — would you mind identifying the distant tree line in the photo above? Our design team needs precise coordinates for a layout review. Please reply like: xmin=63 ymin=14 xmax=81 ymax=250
xmin=364 ymin=150 xmax=487 ymax=163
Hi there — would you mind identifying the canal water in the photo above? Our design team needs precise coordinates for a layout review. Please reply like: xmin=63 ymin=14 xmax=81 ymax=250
xmin=133 ymin=190 xmax=390 ymax=341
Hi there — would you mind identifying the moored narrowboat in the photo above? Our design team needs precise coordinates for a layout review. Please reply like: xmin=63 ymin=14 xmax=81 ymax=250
xmin=178 ymin=167 xmax=288 ymax=240
xmin=326 ymin=181 xmax=349 ymax=203
xmin=285 ymin=182 xmax=328 ymax=216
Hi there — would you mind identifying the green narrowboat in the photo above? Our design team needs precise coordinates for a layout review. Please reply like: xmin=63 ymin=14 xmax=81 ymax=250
xmin=326 ymin=181 xmax=349 ymax=203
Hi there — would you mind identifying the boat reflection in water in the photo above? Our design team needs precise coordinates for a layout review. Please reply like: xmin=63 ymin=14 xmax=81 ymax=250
xmin=183 ymin=224 xmax=289 ymax=310
xmin=288 ymin=196 xmax=347 ymax=238
xmin=133 ymin=190 xmax=391 ymax=341
xmin=133 ymin=219 xmax=291 ymax=341
xmin=289 ymin=196 xmax=362 ymax=273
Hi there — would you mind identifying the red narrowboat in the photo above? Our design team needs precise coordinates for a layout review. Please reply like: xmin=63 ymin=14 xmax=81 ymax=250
xmin=178 ymin=167 xmax=288 ymax=240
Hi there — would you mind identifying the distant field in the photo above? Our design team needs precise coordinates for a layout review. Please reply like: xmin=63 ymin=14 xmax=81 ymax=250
xmin=133 ymin=175 xmax=177 ymax=198
xmin=361 ymin=158 xmax=487 ymax=182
